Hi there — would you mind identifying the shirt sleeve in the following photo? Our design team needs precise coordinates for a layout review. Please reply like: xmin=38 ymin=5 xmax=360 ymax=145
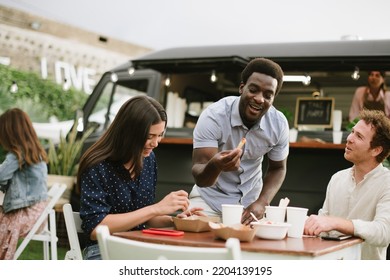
xmin=80 ymin=165 xmax=111 ymax=236
xmin=266 ymin=111 xmax=290 ymax=162
xmin=0 ymin=153 xmax=20 ymax=189
xmin=352 ymin=186 xmax=390 ymax=247
xmin=193 ymin=107 xmax=222 ymax=149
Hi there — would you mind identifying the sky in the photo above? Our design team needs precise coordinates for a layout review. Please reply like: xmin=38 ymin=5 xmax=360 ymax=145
xmin=1 ymin=0 xmax=390 ymax=50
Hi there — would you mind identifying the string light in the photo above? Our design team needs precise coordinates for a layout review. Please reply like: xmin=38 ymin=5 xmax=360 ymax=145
xmin=164 ymin=75 xmax=171 ymax=87
xmin=62 ymin=78 xmax=70 ymax=91
xmin=110 ymin=73 xmax=118 ymax=83
xmin=10 ymin=81 xmax=18 ymax=93
xmin=210 ymin=70 xmax=218 ymax=83
xmin=128 ymin=66 xmax=135 ymax=76
xmin=351 ymin=67 xmax=360 ymax=80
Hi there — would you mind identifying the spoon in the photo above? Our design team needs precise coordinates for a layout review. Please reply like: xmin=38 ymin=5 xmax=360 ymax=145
xmin=250 ymin=212 xmax=260 ymax=222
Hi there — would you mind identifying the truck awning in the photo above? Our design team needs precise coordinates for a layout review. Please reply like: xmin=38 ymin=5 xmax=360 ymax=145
xmin=131 ymin=39 xmax=390 ymax=73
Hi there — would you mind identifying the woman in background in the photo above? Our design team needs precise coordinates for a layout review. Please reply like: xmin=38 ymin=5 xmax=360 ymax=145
xmin=78 ymin=95 xmax=199 ymax=260
xmin=0 ymin=108 xmax=48 ymax=260
xmin=349 ymin=70 xmax=390 ymax=122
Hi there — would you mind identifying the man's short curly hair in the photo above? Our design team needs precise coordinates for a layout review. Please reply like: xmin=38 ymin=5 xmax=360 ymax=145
xmin=241 ymin=57 xmax=284 ymax=96
xmin=359 ymin=109 xmax=390 ymax=163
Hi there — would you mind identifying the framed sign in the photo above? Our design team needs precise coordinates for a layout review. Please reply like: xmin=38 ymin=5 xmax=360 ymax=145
xmin=294 ymin=97 xmax=335 ymax=128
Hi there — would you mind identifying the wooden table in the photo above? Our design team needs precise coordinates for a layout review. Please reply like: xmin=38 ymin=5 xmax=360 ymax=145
xmin=114 ymin=230 xmax=363 ymax=260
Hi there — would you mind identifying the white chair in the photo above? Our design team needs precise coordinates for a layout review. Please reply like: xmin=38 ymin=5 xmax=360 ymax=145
xmin=13 ymin=183 xmax=66 ymax=260
xmin=96 ymin=225 xmax=241 ymax=260
xmin=63 ymin=203 xmax=83 ymax=260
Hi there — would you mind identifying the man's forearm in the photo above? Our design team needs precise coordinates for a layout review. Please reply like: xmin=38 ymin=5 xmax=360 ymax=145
xmin=192 ymin=162 xmax=221 ymax=187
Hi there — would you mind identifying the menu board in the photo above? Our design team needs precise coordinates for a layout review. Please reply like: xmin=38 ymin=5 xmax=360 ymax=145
xmin=294 ymin=97 xmax=334 ymax=128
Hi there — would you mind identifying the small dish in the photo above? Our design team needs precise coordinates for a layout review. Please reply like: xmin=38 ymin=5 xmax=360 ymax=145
xmin=173 ymin=216 xmax=220 ymax=232
xmin=251 ymin=221 xmax=291 ymax=240
xmin=209 ymin=222 xmax=256 ymax=242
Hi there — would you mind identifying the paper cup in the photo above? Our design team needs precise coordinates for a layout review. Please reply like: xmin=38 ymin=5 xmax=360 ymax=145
xmin=221 ymin=204 xmax=243 ymax=226
xmin=265 ymin=206 xmax=286 ymax=223
xmin=289 ymin=128 xmax=298 ymax=143
xmin=332 ymin=110 xmax=342 ymax=131
xmin=332 ymin=131 xmax=343 ymax=144
xmin=286 ymin=207 xmax=308 ymax=238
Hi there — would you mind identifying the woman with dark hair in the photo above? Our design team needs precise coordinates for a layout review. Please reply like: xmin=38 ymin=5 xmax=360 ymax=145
xmin=349 ymin=71 xmax=390 ymax=122
xmin=78 ymin=95 xmax=196 ymax=260
xmin=0 ymin=108 xmax=48 ymax=259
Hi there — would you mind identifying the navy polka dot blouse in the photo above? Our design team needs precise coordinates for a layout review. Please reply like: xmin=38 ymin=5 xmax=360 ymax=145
xmin=80 ymin=152 xmax=157 ymax=246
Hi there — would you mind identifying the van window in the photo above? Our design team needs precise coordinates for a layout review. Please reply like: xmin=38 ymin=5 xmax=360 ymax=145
xmin=87 ymin=80 xmax=147 ymax=132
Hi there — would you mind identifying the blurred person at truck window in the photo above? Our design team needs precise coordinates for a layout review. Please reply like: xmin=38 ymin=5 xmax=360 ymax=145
xmin=0 ymin=108 xmax=48 ymax=260
xmin=305 ymin=109 xmax=390 ymax=260
xmin=77 ymin=95 xmax=200 ymax=260
xmin=349 ymin=70 xmax=390 ymax=122
xmin=190 ymin=57 xmax=289 ymax=225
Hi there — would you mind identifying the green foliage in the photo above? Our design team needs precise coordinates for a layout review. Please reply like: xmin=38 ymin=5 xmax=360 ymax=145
xmin=17 ymin=240 xmax=67 ymax=260
xmin=346 ymin=117 xmax=359 ymax=132
xmin=48 ymin=120 xmax=94 ymax=176
xmin=279 ymin=108 xmax=294 ymax=128
xmin=0 ymin=64 xmax=88 ymax=121
xmin=384 ymin=158 xmax=389 ymax=169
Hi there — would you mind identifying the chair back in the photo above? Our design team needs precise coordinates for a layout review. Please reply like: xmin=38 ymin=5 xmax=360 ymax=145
xmin=63 ymin=203 xmax=83 ymax=260
xmin=96 ymin=225 xmax=241 ymax=260
xmin=13 ymin=183 xmax=66 ymax=260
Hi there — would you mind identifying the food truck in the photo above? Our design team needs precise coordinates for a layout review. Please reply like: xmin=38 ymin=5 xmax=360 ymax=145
xmin=76 ymin=39 xmax=390 ymax=213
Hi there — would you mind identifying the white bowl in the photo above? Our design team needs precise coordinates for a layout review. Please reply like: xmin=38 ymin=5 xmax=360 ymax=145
xmin=251 ymin=221 xmax=291 ymax=240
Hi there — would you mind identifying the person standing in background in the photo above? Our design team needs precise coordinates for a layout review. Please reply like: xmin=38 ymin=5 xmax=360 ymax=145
xmin=0 ymin=108 xmax=49 ymax=260
xmin=349 ymin=70 xmax=390 ymax=122
xmin=190 ymin=58 xmax=289 ymax=225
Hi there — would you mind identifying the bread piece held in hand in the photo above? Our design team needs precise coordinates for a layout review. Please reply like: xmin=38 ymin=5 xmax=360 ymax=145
xmin=237 ymin=138 xmax=246 ymax=149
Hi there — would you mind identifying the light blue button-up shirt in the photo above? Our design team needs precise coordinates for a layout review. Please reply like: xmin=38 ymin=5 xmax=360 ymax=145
xmin=193 ymin=96 xmax=289 ymax=213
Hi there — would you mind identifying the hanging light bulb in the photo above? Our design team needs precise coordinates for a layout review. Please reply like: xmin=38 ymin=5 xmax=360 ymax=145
xmin=351 ymin=67 xmax=360 ymax=80
xmin=165 ymin=75 xmax=171 ymax=87
xmin=10 ymin=81 xmax=18 ymax=93
xmin=210 ymin=70 xmax=218 ymax=83
xmin=77 ymin=117 xmax=84 ymax=132
xmin=110 ymin=73 xmax=118 ymax=83
xmin=128 ymin=66 xmax=135 ymax=76
xmin=62 ymin=78 xmax=71 ymax=91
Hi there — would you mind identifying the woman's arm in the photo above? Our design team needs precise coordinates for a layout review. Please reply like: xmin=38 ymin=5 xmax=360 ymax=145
xmin=89 ymin=190 xmax=189 ymax=240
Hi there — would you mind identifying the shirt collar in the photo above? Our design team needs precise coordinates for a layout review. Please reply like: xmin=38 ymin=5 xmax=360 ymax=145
xmin=351 ymin=163 xmax=384 ymax=181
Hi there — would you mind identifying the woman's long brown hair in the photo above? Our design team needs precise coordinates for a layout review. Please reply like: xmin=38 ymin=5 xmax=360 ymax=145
xmin=77 ymin=95 xmax=167 ymax=191
xmin=0 ymin=108 xmax=48 ymax=168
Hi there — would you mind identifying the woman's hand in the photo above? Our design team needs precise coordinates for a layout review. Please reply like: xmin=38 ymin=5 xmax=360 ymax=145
xmin=154 ymin=190 xmax=189 ymax=215
xmin=176 ymin=207 xmax=205 ymax=218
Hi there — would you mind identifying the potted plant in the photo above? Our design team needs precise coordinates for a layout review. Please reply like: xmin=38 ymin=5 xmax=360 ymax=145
xmin=47 ymin=120 xmax=94 ymax=208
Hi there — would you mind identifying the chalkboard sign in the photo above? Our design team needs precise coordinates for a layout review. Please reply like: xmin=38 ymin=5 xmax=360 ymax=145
xmin=294 ymin=97 xmax=334 ymax=128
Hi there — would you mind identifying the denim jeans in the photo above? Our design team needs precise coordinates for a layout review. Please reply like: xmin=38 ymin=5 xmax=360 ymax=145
xmin=83 ymin=244 xmax=101 ymax=260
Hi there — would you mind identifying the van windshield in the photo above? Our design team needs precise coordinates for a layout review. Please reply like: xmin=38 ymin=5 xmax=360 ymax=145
xmin=88 ymin=80 xmax=147 ymax=132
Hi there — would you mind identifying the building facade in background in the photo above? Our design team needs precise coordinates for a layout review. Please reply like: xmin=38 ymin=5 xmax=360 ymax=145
xmin=0 ymin=5 xmax=151 ymax=94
